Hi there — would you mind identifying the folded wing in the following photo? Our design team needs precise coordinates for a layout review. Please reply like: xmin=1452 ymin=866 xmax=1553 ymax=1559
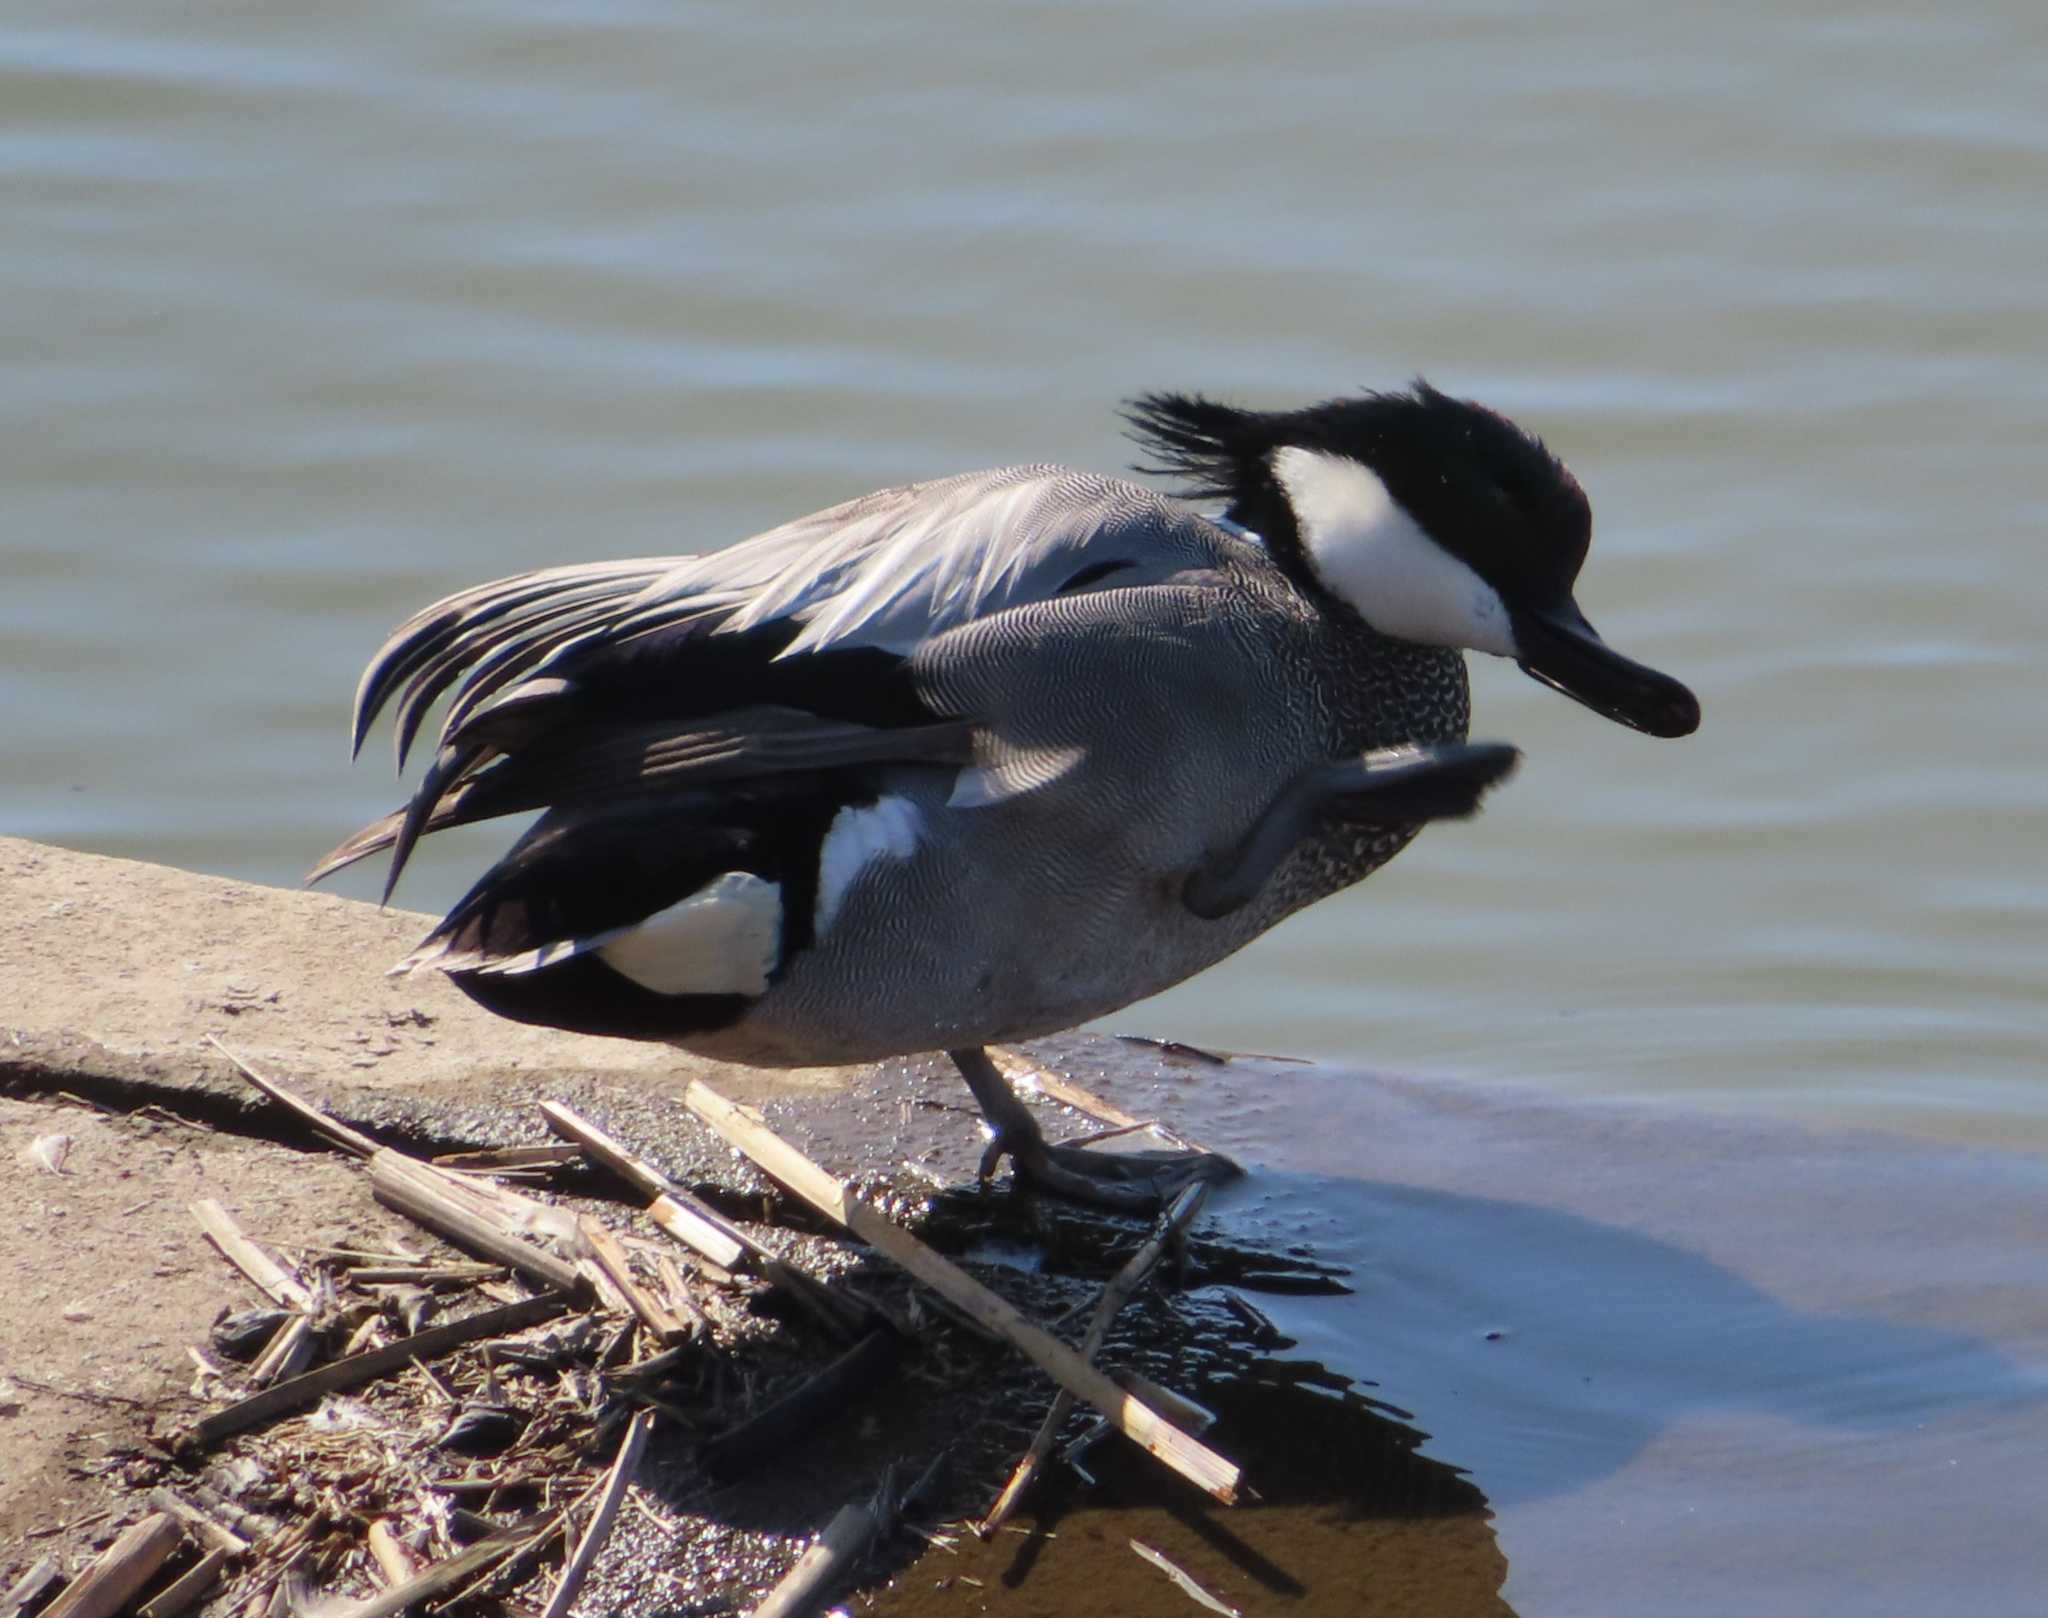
xmin=324 ymin=465 xmax=1243 ymax=900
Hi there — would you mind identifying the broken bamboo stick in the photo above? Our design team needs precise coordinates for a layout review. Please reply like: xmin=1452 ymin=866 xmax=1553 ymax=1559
xmin=540 ymin=1100 xmax=864 ymax=1340
xmin=344 ymin=1262 xmax=506 ymax=1286
xmin=682 ymin=1081 xmax=1239 ymax=1504
xmin=1 ymin=1558 xmax=61 ymax=1618
xmin=183 ymin=1483 xmax=277 ymax=1544
xmin=432 ymin=1143 xmax=583 ymax=1173
xmin=204 ymin=1036 xmax=382 ymax=1158
xmin=1035 ymin=1381 xmax=1214 ymax=1479
xmin=375 ymin=1147 xmax=578 ymax=1244
xmin=326 ymin=1511 xmax=562 ymax=1618
xmin=651 ymin=1251 xmax=712 ymax=1337
xmin=749 ymin=1499 xmax=883 ymax=1618
xmin=538 ymin=1101 xmax=751 ymax=1270
xmin=1111 ymin=1369 xmax=1216 ymax=1437
xmin=979 ymin=1181 xmax=1210 ymax=1533
xmin=644 ymin=1198 xmax=748 ymax=1278
xmin=364 ymin=1520 xmax=417 ymax=1588
xmin=135 ymin=1548 xmax=228 ymax=1618
xmin=41 ymin=1513 xmax=185 ymax=1618
xmin=574 ymin=1217 xmax=691 ymax=1346
xmin=247 ymin=1315 xmax=318 ymax=1389
xmin=188 ymin=1200 xmax=313 ymax=1312
xmin=214 ymin=1043 xmax=586 ymax=1301
xmin=987 ymin=1050 xmax=1145 ymax=1130
xmin=538 ymin=1408 xmax=653 ymax=1618
xmin=181 ymin=1293 xmax=569 ymax=1448
xmin=988 ymin=1048 xmax=1224 ymax=1158
xmin=145 ymin=1489 xmax=250 ymax=1556
xmin=368 ymin=1151 xmax=585 ymax=1297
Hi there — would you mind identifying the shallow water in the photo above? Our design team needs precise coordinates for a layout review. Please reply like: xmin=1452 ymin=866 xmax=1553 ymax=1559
xmin=3 ymin=11 xmax=2043 ymax=1133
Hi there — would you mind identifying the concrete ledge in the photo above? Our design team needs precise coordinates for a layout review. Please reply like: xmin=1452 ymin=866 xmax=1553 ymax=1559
xmin=1 ymin=834 xmax=850 ymax=1117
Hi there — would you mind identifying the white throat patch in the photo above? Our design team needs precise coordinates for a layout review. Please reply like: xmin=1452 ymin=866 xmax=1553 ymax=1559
xmin=1270 ymin=446 xmax=1516 ymax=657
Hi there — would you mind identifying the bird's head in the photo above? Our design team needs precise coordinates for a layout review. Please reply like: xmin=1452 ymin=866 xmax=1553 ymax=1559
xmin=1124 ymin=382 xmax=1699 ymax=738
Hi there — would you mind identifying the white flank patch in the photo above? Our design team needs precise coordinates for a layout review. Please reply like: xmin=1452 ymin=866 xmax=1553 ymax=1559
xmin=814 ymin=794 xmax=923 ymax=936
xmin=596 ymin=871 xmax=782 ymax=996
xmin=1271 ymin=446 xmax=1517 ymax=657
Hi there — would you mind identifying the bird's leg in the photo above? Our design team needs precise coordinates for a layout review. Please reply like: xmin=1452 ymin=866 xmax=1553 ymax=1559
xmin=948 ymin=1047 xmax=1239 ymax=1211
xmin=1182 ymin=740 xmax=1520 ymax=920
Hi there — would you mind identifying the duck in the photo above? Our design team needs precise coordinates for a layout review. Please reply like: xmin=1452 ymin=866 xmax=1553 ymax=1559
xmin=315 ymin=382 xmax=1699 ymax=1207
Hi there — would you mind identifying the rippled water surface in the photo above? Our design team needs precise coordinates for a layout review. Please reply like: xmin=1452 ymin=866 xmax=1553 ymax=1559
xmin=5 ymin=1 xmax=2043 ymax=1151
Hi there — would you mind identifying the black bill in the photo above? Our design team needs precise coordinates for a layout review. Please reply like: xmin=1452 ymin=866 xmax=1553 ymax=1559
xmin=1512 ymin=603 xmax=1700 ymax=738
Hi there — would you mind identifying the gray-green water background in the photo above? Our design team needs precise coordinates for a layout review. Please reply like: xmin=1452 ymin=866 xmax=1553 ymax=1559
xmin=5 ymin=1 xmax=2042 ymax=1144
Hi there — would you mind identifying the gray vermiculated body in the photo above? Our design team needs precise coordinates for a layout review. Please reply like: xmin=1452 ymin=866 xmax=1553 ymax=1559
xmin=680 ymin=534 xmax=1473 ymax=1065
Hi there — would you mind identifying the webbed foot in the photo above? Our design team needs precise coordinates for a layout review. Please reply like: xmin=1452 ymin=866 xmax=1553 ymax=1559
xmin=950 ymin=1047 xmax=1240 ymax=1212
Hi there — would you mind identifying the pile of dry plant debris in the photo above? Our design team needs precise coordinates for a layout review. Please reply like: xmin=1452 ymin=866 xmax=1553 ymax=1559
xmin=2 ymin=1040 xmax=1299 ymax=1618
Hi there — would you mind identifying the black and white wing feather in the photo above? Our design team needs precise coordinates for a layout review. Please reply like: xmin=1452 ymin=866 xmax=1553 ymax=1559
xmin=350 ymin=466 xmax=1232 ymax=770
xmin=323 ymin=465 xmax=1244 ymax=897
